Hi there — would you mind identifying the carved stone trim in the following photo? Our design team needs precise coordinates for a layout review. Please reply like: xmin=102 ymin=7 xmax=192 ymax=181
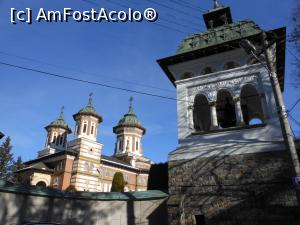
xmin=187 ymin=75 xmax=259 ymax=101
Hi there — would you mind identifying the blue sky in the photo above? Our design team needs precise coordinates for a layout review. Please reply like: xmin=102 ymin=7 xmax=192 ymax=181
xmin=0 ymin=0 xmax=299 ymax=163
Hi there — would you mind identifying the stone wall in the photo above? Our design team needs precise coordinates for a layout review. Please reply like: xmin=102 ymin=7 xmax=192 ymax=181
xmin=0 ymin=181 xmax=168 ymax=225
xmin=168 ymin=150 xmax=300 ymax=225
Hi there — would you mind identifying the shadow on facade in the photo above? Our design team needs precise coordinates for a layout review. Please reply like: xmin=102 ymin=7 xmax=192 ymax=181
xmin=168 ymin=138 xmax=300 ymax=225
xmin=0 ymin=184 xmax=169 ymax=225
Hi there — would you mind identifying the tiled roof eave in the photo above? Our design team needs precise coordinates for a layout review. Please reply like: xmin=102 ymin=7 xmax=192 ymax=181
xmin=113 ymin=124 xmax=146 ymax=134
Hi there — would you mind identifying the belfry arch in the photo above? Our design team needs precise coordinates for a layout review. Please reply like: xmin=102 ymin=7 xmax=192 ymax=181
xmin=193 ymin=94 xmax=211 ymax=131
xmin=216 ymin=90 xmax=237 ymax=128
xmin=240 ymin=84 xmax=265 ymax=125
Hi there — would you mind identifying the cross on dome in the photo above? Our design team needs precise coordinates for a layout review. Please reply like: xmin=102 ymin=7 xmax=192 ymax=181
xmin=129 ymin=97 xmax=133 ymax=113
xmin=59 ymin=106 xmax=65 ymax=119
xmin=88 ymin=92 xmax=93 ymax=107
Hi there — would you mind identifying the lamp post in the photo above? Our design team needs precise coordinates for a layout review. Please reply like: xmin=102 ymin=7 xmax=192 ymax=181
xmin=240 ymin=32 xmax=300 ymax=189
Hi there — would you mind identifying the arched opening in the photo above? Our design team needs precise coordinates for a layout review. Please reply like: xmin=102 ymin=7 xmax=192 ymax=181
xmin=216 ymin=90 xmax=236 ymax=128
xmin=36 ymin=181 xmax=47 ymax=187
xmin=201 ymin=67 xmax=215 ymax=75
xmin=224 ymin=61 xmax=240 ymax=70
xmin=249 ymin=118 xmax=264 ymax=125
xmin=193 ymin=94 xmax=211 ymax=132
xmin=180 ymin=72 xmax=194 ymax=80
xmin=241 ymin=85 xmax=264 ymax=125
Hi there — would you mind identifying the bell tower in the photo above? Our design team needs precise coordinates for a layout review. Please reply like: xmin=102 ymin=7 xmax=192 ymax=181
xmin=158 ymin=1 xmax=298 ymax=225
xmin=113 ymin=98 xmax=146 ymax=164
xmin=40 ymin=107 xmax=71 ymax=157
xmin=69 ymin=94 xmax=103 ymax=192
xmin=113 ymin=97 xmax=150 ymax=169
xmin=73 ymin=93 xmax=102 ymax=141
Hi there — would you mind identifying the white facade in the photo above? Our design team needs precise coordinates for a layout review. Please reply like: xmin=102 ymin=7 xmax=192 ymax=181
xmin=168 ymin=49 xmax=285 ymax=161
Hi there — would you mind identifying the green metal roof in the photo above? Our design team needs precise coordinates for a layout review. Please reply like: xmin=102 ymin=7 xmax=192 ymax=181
xmin=176 ymin=20 xmax=262 ymax=55
xmin=73 ymin=94 xmax=103 ymax=122
xmin=0 ymin=180 xmax=168 ymax=201
xmin=45 ymin=108 xmax=72 ymax=133
xmin=113 ymin=97 xmax=146 ymax=134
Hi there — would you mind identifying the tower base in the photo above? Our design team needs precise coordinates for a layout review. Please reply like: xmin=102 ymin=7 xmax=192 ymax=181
xmin=168 ymin=149 xmax=299 ymax=225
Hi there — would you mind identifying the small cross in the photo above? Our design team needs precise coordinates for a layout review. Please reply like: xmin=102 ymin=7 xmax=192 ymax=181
xmin=130 ymin=97 xmax=133 ymax=105
xmin=89 ymin=92 xmax=93 ymax=98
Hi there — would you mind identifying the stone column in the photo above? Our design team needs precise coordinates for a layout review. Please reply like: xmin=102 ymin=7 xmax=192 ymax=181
xmin=234 ymin=96 xmax=245 ymax=126
xmin=188 ymin=105 xmax=194 ymax=130
xmin=260 ymin=93 xmax=268 ymax=120
xmin=209 ymin=101 xmax=218 ymax=129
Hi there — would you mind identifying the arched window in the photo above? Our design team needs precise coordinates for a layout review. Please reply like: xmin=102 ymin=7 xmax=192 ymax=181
xmin=216 ymin=90 xmax=236 ymax=128
xmin=56 ymin=135 xmax=60 ymax=145
xmin=36 ymin=181 xmax=47 ymax=187
xmin=52 ymin=135 xmax=57 ymax=144
xmin=59 ymin=135 xmax=63 ymax=145
xmin=224 ymin=61 xmax=240 ymax=70
xmin=83 ymin=122 xmax=87 ymax=133
xmin=241 ymin=85 xmax=264 ymax=125
xmin=180 ymin=72 xmax=194 ymax=80
xmin=91 ymin=125 xmax=94 ymax=135
xmin=119 ymin=140 xmax=123 ymax=151
xmin=249 ymin=118 xmax=264 ymax=125
xmin=201 ymin=67 xmax=215 ymax=75
xmin=136 ymin=141 xmax=139 ymax=151
xmin=193 ymin=94 xmax=211 ymax=132
xmin=63 ymin=135 xmax=67 ymax=147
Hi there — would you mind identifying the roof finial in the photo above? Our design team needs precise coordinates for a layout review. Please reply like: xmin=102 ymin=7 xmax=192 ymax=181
xmin=128 ymin=97 xmax=133 ymax=113
xmin=213 ymin=0 xmax=221 ymax=9
xmin=59 ymin=106 xmax=65 ymax=119
xmin=87 ymin=92 xmax=93 ymax=107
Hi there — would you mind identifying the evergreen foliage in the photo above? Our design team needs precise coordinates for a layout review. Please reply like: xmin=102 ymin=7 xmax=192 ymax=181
xmin=12 ymin=156 xmax=25 ymax=183
xmin=0 ymin=137 xmax=25 ymax=183
xmin=111 ymin=172 xmax=125 ymax=192
xmin=0 ymin=137 xmax=14 ymax=181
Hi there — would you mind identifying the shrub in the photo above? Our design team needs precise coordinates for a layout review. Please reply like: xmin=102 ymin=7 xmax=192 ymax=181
xmin=66 ymin=185 xmax=77 ymax=191
xmin=111 ymin=172 xmax=125 ymax=192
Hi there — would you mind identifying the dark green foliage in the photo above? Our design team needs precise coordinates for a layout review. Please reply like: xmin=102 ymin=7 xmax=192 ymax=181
xmin=66 ymin=185 xmax=77 ymax=191
xmin=0 ymin=137 xmax=14 ymax=181
xmin=111 ymin=172 xmax=125 ymax=192
xmin=12 ymin=156 xmax=25 ymax=183
xmin=147 ymin=163 xmax=168 ymax=192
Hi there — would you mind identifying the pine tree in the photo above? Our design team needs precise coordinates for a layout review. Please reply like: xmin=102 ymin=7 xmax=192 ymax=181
xmin=12 ymin=156 xmax=25 ymax=183
xmin=0 ymin=137 xmax=14 ymax=181
xmin=110 ymin=172 xmax=125 ymax=192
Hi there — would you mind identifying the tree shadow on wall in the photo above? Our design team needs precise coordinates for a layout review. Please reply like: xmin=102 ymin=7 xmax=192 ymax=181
xmin=0 ymin=184 xmax=124 ymax=225
xmin=169 ymin=138 xmax=300 ymax=225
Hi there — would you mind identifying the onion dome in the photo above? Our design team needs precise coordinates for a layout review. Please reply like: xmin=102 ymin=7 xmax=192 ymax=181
xmin=73 ymin=93 xmax=103 ymax=123
xmin=113 ymin=97 xmax=146 ymax=134
xmin=45 ymin=107 xmax=72 ymax=133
